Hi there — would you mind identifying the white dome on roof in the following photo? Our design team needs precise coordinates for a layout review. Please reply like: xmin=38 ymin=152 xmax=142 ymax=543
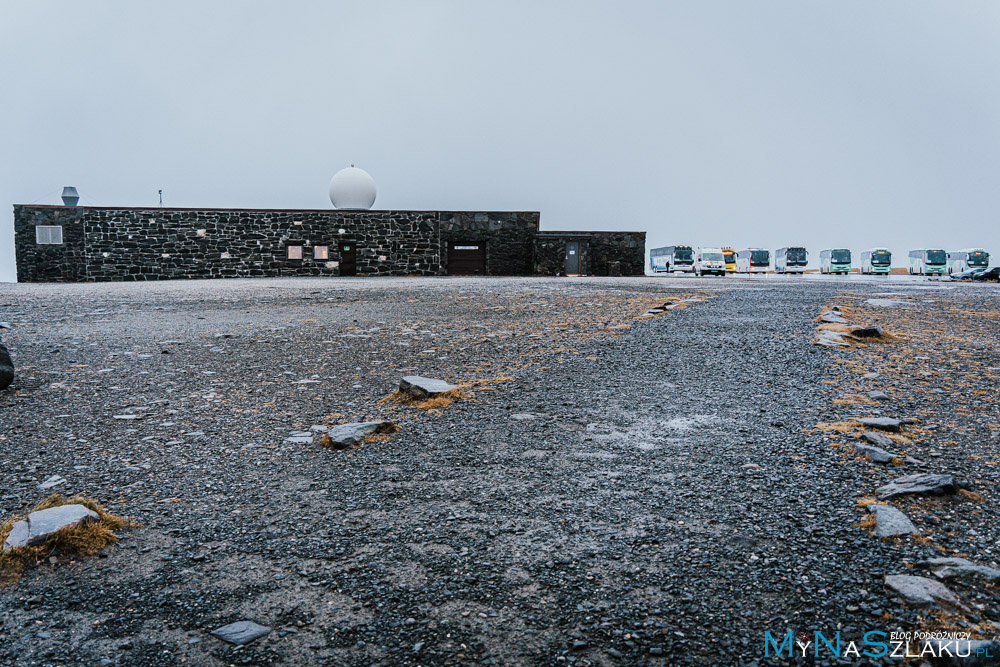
xmin=329 ymin=166 xmax=376 ymax=210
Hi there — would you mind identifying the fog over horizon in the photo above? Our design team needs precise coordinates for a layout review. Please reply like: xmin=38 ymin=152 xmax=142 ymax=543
xmin=2 ymin=1 xmax=998 ymax=281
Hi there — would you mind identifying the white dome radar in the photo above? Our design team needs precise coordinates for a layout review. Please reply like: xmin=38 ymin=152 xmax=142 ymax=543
xmin=329 ymin=165 xmax=376 ymax=210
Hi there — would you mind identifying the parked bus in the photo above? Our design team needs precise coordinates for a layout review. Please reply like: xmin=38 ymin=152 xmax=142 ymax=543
xmin=649 ymin=246 xmax=694 ymax=273
xmin=908 ymin=248 xmax=947 ymax=276
xmin=694 ymin=247 xmax=726 ymax=276
xmin=775 ymin=247 xmax=808 ymax=274
xmin=735 ymin=248 xmax=770 ymax=274
xmin=947 ymin=248 xmax=990 ymax=274
xmin=819 ymin=249 xmax=852 ymax=275
xmin=721 ymin=247 xmax=736 ymax=273
xmin=861 ymin=248 xmax=892 ymax=275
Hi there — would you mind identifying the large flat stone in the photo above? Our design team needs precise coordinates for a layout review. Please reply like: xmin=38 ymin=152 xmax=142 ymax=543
xmin=867 ymin=504 xmax=919 ymax=537
xmin=316 ymin=421 xmax=394 ymax=449
xmin=850 ymin=325 xmax=884 ymax=338
xmin=858 ymin=417 xmax=902 ymax=432
xmin=876 ymin=473 xmax=960 ymax=499
xmin=819 ymin=312 xmax=848 ymax=324
xmin=0 ymin=341 xmax=13 ymax=390
xmin=854 ymin=442 xmax=898 ymax=464
xmin=884 ymin=574 xmax=963 ymax=609
xmin=399 ymin=376 xmax=457 ymax=399
xmin=862 ymin=431 xmax=895 ymax=448
xmin=3 ymin=504 xmax=99 ymax=551
xmin=210 ymin=620 xmax=271 ymax=645
xmin=916 ymin=557 xmax=1000 ymax=584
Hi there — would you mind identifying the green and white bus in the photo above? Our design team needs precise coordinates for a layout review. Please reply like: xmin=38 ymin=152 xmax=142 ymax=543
xmin=819 ymin=249 xmax=851 ymax=275
xmin=908 ymin=249 xmax=947 ymax=275
xmin=947 ymin=248 xmax=990 ymax=274
xmin=860 ymin=248 xmax=892 ymax=275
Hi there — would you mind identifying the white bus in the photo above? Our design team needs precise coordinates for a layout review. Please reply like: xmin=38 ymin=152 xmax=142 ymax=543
xmin=735 ymin=248 xmax=770 ymax=274
xmin=947 ymin=248 xmax=990 ymax=274
xmin=694 ymin=247 xmax=726 ymax=276
xmin=908 ymin=248 xmax=947 ymax=276
xmin=819 ymin=249 xmax=852 ymax=275
xmin=861 ymin=248 xmax=892 ymax=275
xmin=775 ymin=247 xmax=808 ymax=274
xmin=649 ymin=245 xmax=694 ymax=273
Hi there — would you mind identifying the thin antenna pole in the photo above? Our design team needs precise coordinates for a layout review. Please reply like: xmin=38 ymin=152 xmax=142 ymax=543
xmin=159 ymin=190 xmax=163 ymax=207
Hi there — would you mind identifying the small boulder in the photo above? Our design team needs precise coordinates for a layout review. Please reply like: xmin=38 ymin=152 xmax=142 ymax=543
xmin=210 ymin=621 xmax=271 ymax=646
xmin=815 ymin=331 xmax=850 ymax=347
xmin=850 ymin=325 xmax=884 ymax=338
xmin=854 ymin=442 xmax=898 ymax=464
xmin=876 ymin=473 xmax=960 ymax=500
xmin=862 ymin=431 xmax=895 ymax=448
xmin=867 ymin=504 xmax=919 ymax=537
xmin=916 ymin=557 xmax=1000 ymax=584
xmin=399 ymin=376 xmax=457 ymax=399
xmin=38 ymin=475 xmax=67 ymax=491
xmin=884 ymin=574 xmax=964 ymax=610
xmin=858 ymin=417 xmax=902 ymax=432
xmin=3 ymin=504 xmax=99 ymax=551
xmin=0 ymin=340 xmax=13 ymax=390
xmin=868 ymin=390 xmax=890 ymax=401
xmin=315 ymin=421 xmax=395 ymax=449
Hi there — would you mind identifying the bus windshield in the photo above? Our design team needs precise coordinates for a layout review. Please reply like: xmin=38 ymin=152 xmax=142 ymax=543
xmin=968 ymin=251 xmax=989 ymax=266
xmin=871 ymin=251 xmax=891 ymax=266
xmin=751 ymin=250 xmax=769 ymax=265
xmin=702 ymin=252 xmax=724 ymax=261
xmin=723 ymin=251 xmax=735 ymax=263
xmin=831 ymin=249 xmax=851 ymax=264
xmin=675 ymin=248 xmax=693 ymax=262
xmin=787 ymin=249 xmax=807 ymax=264
xmin=925 ymin=250 xmax=946 ymax=265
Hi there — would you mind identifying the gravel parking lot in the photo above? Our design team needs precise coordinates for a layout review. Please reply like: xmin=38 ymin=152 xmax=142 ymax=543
xmin=1 ymin=276 xmax=998 ymax=666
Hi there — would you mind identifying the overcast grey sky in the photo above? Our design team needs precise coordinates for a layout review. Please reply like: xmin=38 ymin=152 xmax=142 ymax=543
xmin=2 ymin=1 xmax=998 ymax=280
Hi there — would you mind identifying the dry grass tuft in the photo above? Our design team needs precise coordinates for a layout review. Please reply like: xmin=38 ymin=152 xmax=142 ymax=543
xmin=856 ymin=514 xmax=877 ymax=531
xmin=856 ymin=496 xmax=885 ymax=507
xmin=958 ymin=489 xmax=984 ymax=503
xmin=0 ymin=495 xmax=135 ymax=587
xmin=380 ymin=388 xmax=468 ymax=411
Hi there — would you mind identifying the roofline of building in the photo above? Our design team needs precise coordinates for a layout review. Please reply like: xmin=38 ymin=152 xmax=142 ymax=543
xmin=14 ymin=205 xmax=541 ymax=215
xmin=535 ymin=231 xmax=647 ymax=236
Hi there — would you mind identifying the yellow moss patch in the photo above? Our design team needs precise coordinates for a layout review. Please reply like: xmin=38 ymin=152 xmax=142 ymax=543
xmin=380 ymin=388 xmax=469 ymax=411
xmin=0 ymin=495 xmax=136 ymax=587
xmin=856 ymin=496 xmax=885 ymax=507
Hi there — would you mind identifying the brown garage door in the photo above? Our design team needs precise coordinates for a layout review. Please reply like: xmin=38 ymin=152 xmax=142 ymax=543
xmin=448 ymin=242 xmax=486 ymax=275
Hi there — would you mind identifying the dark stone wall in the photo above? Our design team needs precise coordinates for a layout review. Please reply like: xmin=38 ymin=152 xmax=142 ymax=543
xmin=13 ymin=206 xmax=88 ymax=282
xmin=13 ymin=206 xmax=644 ymax=281
xmin=533 ymin=232 xmax=646 ymax=277
xmin=439 ymin=212 xmax=539 ymax=275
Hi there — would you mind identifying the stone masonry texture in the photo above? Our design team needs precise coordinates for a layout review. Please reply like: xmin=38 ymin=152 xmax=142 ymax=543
xmin=13 ymin=206 xmax=645 ymax=281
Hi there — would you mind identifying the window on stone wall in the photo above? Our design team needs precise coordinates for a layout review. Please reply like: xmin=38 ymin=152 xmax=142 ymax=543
xmin=287 ymin=245 xmax=303 ymax=260
xmin=314 ymin=245 xmax=329 ymax=260
xmin=35 ymin=226 xmax=63 ymax=245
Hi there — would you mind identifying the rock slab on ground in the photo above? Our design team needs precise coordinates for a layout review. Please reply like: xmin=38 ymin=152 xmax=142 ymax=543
xmin=916 ymin=557 xmax=1000 ymax=583
xmin=210 ymin=621 xmax=272 ymax=646
xmin=862 ymin=431 xmax=895 ymax=448
xmin=850 ymin=325 xmax=884 ymax=338
xmin=399 ymin=376 xmax=457 ymax=399
xmin=858 ymin=417 xmax=902 ymax=432
xmin=316 ymin=421 xmax=395 ymax=449
xmin=3 ymin=504 xmax=99 ymax=551
xmin=884 ymin=574 xmax=963 ymax=609
xmin=876 ymin=474 xmax=960 ymax=499
xmin=819 ymin=312 xmax=848 ymax=324
xmin=867 ymin=504 xmax=919 ymax=537
xmin=854 ymin=442 xmax=898 ymax=464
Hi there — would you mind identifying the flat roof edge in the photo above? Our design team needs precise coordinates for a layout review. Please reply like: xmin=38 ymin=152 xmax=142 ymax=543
xmin=14 ymin=205 xmax=540 ymax=215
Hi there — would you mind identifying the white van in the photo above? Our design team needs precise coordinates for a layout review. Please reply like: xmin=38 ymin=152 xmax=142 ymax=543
xmin=694 ymin=247 xmax=726 ymax=276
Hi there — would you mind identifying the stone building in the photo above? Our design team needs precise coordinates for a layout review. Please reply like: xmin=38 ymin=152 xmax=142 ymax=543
xmin=13 ymin=170 xmax=645 ymax=282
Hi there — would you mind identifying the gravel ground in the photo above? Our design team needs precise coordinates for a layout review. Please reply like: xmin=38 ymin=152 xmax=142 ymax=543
xmin=0 ymin=276 xmax=998 ymax=666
